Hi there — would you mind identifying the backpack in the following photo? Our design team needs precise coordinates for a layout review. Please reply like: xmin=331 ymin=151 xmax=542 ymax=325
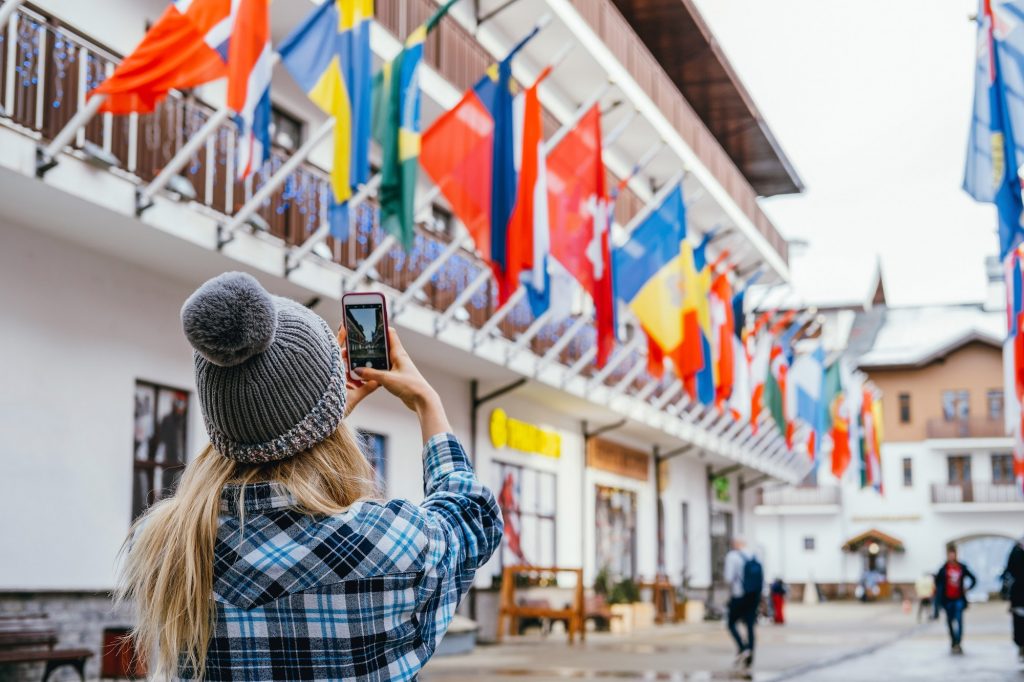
xmin=742 ymin=555 xmax=764 ymax=596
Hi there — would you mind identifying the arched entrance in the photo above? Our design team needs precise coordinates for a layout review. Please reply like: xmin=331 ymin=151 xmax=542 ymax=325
xmin=841 ymin=529 xmax=905 ymax=600
xmin=950 ymin=534 xmax=1016 ymax=600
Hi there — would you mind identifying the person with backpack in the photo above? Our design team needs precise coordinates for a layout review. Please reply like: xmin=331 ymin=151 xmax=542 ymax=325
xmin=723 ymin=537 xmax=763 ymax=670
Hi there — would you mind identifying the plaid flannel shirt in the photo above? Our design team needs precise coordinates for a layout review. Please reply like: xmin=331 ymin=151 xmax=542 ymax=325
xmin=193 ymin=433 xmax=502 ymax=681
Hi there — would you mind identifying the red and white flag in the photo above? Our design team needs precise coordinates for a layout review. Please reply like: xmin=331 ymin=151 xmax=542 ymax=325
xmin=545 ymin=105 xmax=614 ymax=366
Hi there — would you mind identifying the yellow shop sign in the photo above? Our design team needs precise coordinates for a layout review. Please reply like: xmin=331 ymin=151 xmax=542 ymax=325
xmin=489 ymin=409 xmax=561 ymax=459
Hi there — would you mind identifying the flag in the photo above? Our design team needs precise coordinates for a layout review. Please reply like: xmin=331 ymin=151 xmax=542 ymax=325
xmin=710 ymin=272 xmax=735 ymax=410
xmin=1005 ymin=248 xmax=1024 ymax=493
xmin=612 ymin=184 xmax=687 ymax=377
xmin=789 ymin=345 xmax=826 ymax=459
xmin=547 ymin=104 xmax=615 ymax=366
xmin=680 ymin=240 xmax=712 ymax=401
xmin=822 ymin=362 xmax=851 ymax=478
xmin=420 ymin=25 xmax=543 ymax=301
xmin=748 ymin=323 xmax=773 ymax=432
xmin=229 ymin=0 xmax=272 ymax=179
xmin=844 ymin=367 xmax=865 ymax=480
xmin=964 ymin=0 xmax=1024 ymax=258
xmin=374 ymin=0 xmax=459 ymax=251
xmin=506 ymin=65 xmax=555 ymax=316
xmin=861 ymin=389 xmax=883 ymax=492
xmin=765 ymin=341 xmax=790 ymax=444
xmin=280 ymin=0 xmax=375 ymax=235
xmin=90 ymin=0 xmax=232 ymax=113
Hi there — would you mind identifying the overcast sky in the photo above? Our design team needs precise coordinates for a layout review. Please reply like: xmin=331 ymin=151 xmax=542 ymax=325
xmin=691 ymin=0 xmax=997 ymax=307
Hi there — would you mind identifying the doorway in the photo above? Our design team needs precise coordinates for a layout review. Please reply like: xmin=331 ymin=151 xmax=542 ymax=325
xmin=710 ymin=510 xmax=734 ymax=586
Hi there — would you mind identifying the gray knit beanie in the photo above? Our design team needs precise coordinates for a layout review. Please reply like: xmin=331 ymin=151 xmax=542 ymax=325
xmin=181 ymin=272 xmax=346 ymax=463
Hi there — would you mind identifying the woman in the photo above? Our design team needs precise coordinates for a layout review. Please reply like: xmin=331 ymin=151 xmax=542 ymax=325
xmin=117 ymin=272 xmax=503 ymax=680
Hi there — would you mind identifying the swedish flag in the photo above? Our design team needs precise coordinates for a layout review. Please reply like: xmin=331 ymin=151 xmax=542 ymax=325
xmin=280 ymin=0 xmax=373 ymax=238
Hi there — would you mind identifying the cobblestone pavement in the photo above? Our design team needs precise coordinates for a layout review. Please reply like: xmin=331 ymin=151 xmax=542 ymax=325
xmin=421 ymin=601 xmax=1023 ymax=681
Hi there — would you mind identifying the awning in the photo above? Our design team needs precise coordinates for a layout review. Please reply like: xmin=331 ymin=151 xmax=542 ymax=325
xmin=841 ymin=529 xmax=905 ymax=553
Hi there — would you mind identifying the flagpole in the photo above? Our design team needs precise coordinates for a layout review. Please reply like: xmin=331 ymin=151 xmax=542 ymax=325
xmin=602 ymin=108 xmax=638 ymax=148
xmin=608 ymin=355 xmax=647 ymax=397
xmin=219 ymin=118 xmax=335 ymax=247
xmin=473 ymin=287 xmax=526 ymax=347
xmin=534 ymin=313 xmax=593 ymax=373
xmin=542 ymin=81 xmax=614 ymax=155
xmin=505 ymin=308 xmax=556 ymax=362
xmin=392 ymin=230 xmax=473 ymax=315
xmin=618 ymin=169 xmax=684 ymax=236
xmin=0 ymin=0 xmax=26 ymax=30
xmin=136 ymin=107 xmax=234 ymax=215
xmin=285 ymin=174 xmax=384 ymax=275
xmin=434 ymin=268 xmax=493 ymax=334
xmin=561 ymin=346 xmax=597 ymax=387
xmin=587 ymin=333 xmax=644 ymax=389
xmin=36 ymin=94 xmax=107 ymax=177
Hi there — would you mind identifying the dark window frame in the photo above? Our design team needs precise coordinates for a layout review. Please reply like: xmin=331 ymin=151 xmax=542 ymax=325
xmin=270 ymin=105 xmax=304 ymax=153
xmin=992 ymin=453 xmax=1014 ymax=484
xmin=803 ymin=536 xmax=815 ymax=551
xmin=493 ymin=461 xmax=558 ymax=579
xmin=898 ymin=393 xmax=911 ymax=424
xmin=902 ymin=457 xmax=913 ymax=487
xmin=132 ymin=380 xmax=190 ymax=521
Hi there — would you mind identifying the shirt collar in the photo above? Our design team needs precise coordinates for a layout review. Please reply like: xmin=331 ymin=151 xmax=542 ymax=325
xmin=220 ymin=482 xmax=297 ymax=515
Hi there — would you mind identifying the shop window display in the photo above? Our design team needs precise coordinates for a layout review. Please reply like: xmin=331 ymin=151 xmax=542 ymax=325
xmin=494 ymin=462 xmax=557 ymax=575
xmin=595 ymin=485 xmax=637 ymax=580
xmin=132 ymin=380 xmax=189 ymax=520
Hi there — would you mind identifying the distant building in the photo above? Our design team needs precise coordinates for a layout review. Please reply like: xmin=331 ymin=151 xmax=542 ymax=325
xmin=752 ymin=302 xmax=1022 ymax=600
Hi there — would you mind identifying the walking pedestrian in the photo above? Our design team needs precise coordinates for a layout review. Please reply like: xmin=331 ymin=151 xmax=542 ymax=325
xmin=115 ymin=272 xmax=503 ymax=681
xmin=770 ymin=578 xmax=787 ymax=624
xmin=914 ymin=571 xmax=936 ymax=623
xmin=934 ymin=544 xmax=976 ymax=655
xmin=724 ymin=538 xmax=763 ymax=669
xmin=1004 ymin=535 xmax=1024 ymax=663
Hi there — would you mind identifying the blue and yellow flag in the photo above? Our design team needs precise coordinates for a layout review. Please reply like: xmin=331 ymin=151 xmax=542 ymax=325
xmin=279 ymin=0 xmax=373 ymax=239
xmin=613 ymin=185 xmax=688 ymax=370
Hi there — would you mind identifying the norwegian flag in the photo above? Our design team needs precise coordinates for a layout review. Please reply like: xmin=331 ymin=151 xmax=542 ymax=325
xmin=229 ymin=0 xmax=272 ymax=179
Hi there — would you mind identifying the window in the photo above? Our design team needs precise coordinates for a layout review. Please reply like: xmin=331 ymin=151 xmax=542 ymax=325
xmin=494 ymin=462 xmax=557 ymax=577
xmin=357 ymin=430 xmax=387 ymax=492
xmin=270 ymin=107 xmax=303 ymax=152
xmin=596 ymin=485 xmax=638 ymax=580
xmin=942 ymin=390 xmax=969 ymax=422
xmin=902 ymin=457 xmax=913 ymax=487
xmin=132 ymin=381 xmax=190 ymax=520
xmin=947 ymin=455 xmax=972 ymax=485
xmin=803 ymin=536 xmax=815 ymax=551
xmin=898 ymin=393 xmax=911 ymax=424
xmin=988 ymin=390 xmax=1004 ymax=422
xmin=992 ymin=453 xmax=1015 ymax=484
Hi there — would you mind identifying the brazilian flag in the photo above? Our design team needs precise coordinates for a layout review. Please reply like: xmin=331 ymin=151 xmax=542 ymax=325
xmin=372 ymin=0 xmax=459 ymax=251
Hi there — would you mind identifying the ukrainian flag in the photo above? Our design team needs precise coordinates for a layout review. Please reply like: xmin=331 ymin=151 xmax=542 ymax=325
xmin=279 ymin=0 xmax=373 ymax=237
xmin=613 ymin=186 xmax=688 ymax=370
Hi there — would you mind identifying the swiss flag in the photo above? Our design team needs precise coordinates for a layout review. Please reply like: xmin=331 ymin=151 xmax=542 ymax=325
xmin=546 ymin=105 xmax=615 ymax=366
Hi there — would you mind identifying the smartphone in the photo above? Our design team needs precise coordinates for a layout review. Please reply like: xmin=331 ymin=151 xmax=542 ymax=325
xmin=341 ymin=292 xmax=391 ymax=382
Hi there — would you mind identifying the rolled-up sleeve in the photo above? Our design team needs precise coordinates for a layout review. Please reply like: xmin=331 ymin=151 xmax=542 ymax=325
xmin=419 ymin=433 xmax=503 ymax=595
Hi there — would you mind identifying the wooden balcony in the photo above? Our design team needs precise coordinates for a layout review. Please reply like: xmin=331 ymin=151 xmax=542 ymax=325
xmin=931 ymin=483 xmax=1023 ymax=505
xmin=925 ymin=418 xmax=1007 ymax=440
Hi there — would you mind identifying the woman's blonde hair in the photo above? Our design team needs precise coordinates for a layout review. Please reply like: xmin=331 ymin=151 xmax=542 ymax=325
xmin=115 ymin=422 xmax=379 ymax=679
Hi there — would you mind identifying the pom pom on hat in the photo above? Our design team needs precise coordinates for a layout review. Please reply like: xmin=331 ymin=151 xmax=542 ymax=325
xmin=181 ymin=271 xmax=277 ymax=367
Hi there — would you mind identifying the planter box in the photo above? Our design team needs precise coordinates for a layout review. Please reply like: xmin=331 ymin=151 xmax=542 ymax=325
xmin=632 ymin=602 xmax=655 ymax=630
xmin=608 ymin=602 xmax=657 ymax=633
xmin=682 ymin=600 xmax=705 ymax=623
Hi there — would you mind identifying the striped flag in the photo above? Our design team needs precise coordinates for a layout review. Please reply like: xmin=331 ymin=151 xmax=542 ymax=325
xmin=90 ymin=0 xmax=233 ymax=113
xmin=280 ymin=0 xmax=375 ymax=237
xmin=229 ymin=0 xmax=273 ymax=179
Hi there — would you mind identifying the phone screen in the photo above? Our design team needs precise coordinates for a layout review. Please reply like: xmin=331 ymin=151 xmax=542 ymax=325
xmin=345 ymin=302 xmax=389 ymax=371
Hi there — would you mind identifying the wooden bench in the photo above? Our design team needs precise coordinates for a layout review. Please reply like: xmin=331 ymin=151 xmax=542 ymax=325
xmin=497 ymin=566 xmax=585 ymax=644
xmin=584 ymin=593 xmax=623 ymax=631
xmin=0 ymin=614 xmax=93 ymax=681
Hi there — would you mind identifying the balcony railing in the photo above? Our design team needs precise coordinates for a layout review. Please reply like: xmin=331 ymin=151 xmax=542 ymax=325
xmin=758 ymin=486 xmax=841 ymax=506
xmin=931 ymin=482 xmax=1023 ymax=504
xmin=925 ymin=418 xmax=1007 ymax=439
xmin=0 ymin=2 xmax=694 ymax=399
xmin=375 ymin=0 xmax=788 ymax=264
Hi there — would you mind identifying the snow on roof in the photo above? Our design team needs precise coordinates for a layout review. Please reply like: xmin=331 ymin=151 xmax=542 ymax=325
xmin=748 ymin=251 xmax=882 ymax=312
xmin=855 ymin=305 xmax=1004 ymax=369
